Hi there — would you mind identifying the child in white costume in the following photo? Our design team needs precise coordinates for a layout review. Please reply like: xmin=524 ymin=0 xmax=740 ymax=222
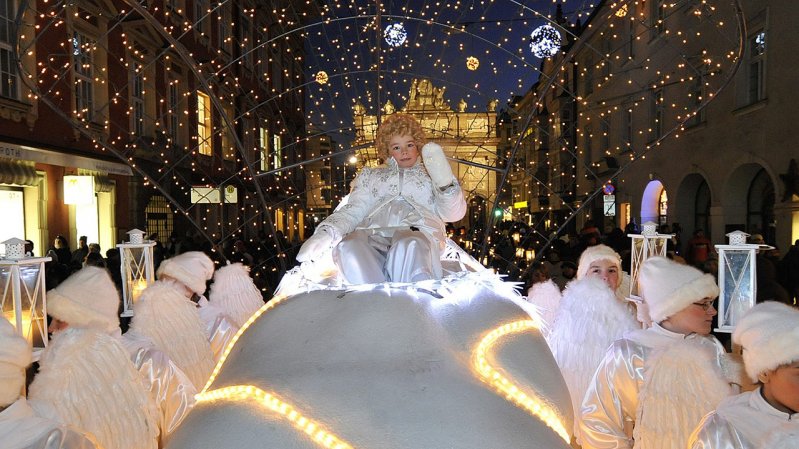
xmin=688 ymin=301 xmax=799 ymax=449
xmin=0 ymin=316 xmax=100 ymax=449
xmin=30 ymin=268 xmax=159 ymax=449
xmin=297 ymin=113 xmax=467 ymax=284
xmin=579 ymin=257 xmax=742 ymax=449
xmin=546 ymin=244 xmax=639 ymax=443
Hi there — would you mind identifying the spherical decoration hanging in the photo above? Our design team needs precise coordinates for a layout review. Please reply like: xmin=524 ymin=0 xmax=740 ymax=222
xmin=466 ymin=56 xmax=480 ymax=71
xmin=315 ymin=70 xmax=329 ymax=85
xmin=529 ymin=24 xmax=562 ymax=59
xmin=384 ymin=23 xmax=407 ymax=47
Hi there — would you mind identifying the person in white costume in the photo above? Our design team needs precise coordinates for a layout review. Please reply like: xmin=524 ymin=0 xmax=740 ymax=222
xmin=296 ymin=113 xmax=467 ymax=283
xmin=29 ymin=268 xmax=159 ymax=449
xmin=579 ymin=256 xmax=743 ymax=449
xmin=688 ymin=301 xmax=799 ymax=449
xmin=209 ymin=262 xmax=264 ymax=328
xmin=0 ymin=316 xmax=100 ymax=449
xmin=156 ymin=251 xmax=237 ymax=363
xmin=525 ymin=262 xmax=562 ymax=338
xmin=546 ymin=244 xmax=640 ymax=443
xmin=132 ymin=253 xmax=216 ymax=388
xmin=44 ymin=265 xmax=196 ymax=443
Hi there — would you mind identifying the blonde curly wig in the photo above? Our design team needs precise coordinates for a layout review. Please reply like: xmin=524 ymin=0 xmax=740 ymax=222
xmin=375 ymin=114 xmax=426 ymax=159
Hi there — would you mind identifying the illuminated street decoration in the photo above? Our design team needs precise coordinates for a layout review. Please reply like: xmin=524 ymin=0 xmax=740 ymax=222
xmin=529 ymin=24 xmax=562 ymax=58
xmin=315 ymin=71 xmax=329 ymax=85
xmin=383 ymin=23 xmax=407 ymax=47
xmin=466 ymin=56 xmax=479 ymax=70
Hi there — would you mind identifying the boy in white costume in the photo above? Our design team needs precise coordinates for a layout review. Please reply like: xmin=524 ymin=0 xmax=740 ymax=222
xmin=579 ymin=256 xmax=742 ymax=449
xmin=29 ymin=268 xmax=159 ymax=449
xmin=546 ymin=244 xmax=640 ymax=443
xmin=132 ymin=252 xmax=216 ymax=388
xmin=297 ymin=113 xmax=467 ymax=283
xmin=0 ymin=317 xmax=100 ymax=449
xmin=688 ymin=301 xmax=799 ymax=449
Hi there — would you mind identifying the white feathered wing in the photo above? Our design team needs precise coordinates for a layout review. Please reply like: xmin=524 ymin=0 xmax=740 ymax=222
xmin=28 ymin=327 xmax=159 ymax=449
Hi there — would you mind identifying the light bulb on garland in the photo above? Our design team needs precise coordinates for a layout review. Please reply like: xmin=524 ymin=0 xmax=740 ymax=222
xmin=529 ymin=24 xmax=562 ymax=59
xmin=383 ymin=23 xmax=407 ymax=47
xmin=466 ymin=56 xmax=479 ymax=71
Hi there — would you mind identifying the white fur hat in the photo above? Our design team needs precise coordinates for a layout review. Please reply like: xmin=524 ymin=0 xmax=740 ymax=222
xmin=47 ymin=266 xmax=120 ymax=332
xmin=638 ymin=256 xmax=719 ymax=323
xmin=577 ymin=244 xmax=622 ymax=280
xmin=732 ymin=301 xmax=799 ymax=382
xmin=157 ymin=251 xmax=214 ymax=295
xmin=210 ymin=263 xmax=264 ymax=328
xmin=0 ymin=317 xmax=32 ymax=406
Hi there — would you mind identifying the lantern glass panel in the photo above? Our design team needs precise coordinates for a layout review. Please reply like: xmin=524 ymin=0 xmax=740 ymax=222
xmin=0 ymin=264 xmax=47 ymax=349
xmin=720 ymin=250 xmax=753 ymax=328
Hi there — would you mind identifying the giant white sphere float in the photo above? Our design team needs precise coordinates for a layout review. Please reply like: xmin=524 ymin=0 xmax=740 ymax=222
xmin=168 ymin=251 xmax=573 ymax=448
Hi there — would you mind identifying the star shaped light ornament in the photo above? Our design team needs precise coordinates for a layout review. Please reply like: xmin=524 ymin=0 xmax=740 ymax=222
xmin=529 ymin=24 xmax=562 ymax=59
xmin=466 ymin=56 xmax=479 ymax=71
xmin=384 ymin=23 xmax=407 ymax=47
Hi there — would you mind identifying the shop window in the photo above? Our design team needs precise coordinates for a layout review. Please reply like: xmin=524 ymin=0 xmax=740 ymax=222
xmin=196 ymin=91 xmax=212 ymax=156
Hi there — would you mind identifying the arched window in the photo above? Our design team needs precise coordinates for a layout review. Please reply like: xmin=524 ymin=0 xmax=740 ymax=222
xmin=747 ymin=168 xmax=775 ymax=244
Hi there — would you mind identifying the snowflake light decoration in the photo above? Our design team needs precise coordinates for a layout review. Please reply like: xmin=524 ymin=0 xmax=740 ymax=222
xmin=384 ymin=23 xmax=407 ymax=47
xmin=466 ymin=56 xmax=479 ymax=71
xmin=315 ymin=70 xmax=328 ymax=85
xmin=529 ymin=24 xmax=562 ymax=59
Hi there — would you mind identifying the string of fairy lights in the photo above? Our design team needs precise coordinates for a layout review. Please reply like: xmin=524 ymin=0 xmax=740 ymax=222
xmin=15 ymin=0 xmax=743 ymax=277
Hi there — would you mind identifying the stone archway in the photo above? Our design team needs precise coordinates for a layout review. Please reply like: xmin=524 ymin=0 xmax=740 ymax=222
xmin=640 ymin=180 xmax=666 ymax=224
xmin=723 ymin=163 xmax=776 ymax=243
xmin=675 ymin=173 xmax=712 ymax=243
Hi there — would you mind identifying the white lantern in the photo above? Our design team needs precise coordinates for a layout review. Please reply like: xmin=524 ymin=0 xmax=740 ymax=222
xmin=715 ymin=230 xmax=771 ymax=333
xmin=1 ymin=238 xmax=51 ymax=360
xmin=627 ymin=221 xmax=673 ymax=302
xmin=117 ymin=229 xmax=156 ymax=317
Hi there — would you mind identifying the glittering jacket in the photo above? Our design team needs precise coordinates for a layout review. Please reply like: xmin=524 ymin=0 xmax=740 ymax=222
xmin=578 ymin=324 xmax=732 ymax=449
xmin=318 ymin=157 xmax=466 ymax=249
xmin=688 ymin=389 xmax=799 ymax=449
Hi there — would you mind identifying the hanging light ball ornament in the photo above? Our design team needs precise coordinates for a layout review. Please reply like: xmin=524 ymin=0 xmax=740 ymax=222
xmin=384 ymin=23 xmax=407 ymax=47
xmin=315 ymin=70 xmax=329 ymax=85
xmin=466 ymin=56 xmax=480 ymax=71
xmin=529 ymin=24 xmax=562 ymax=59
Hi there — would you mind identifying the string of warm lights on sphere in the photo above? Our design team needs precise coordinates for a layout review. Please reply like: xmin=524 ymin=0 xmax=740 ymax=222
xmin=15 ymin=0 xmax=744 ymax=279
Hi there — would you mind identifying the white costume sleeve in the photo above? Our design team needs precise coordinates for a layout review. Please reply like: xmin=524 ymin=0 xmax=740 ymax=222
xmin=316 ymin=169 xmax=378 ymax=240
xmin=579 ymin=339 xmax=643 ymax=449
xmin=688 ymin=412 xmax=753 ymax=449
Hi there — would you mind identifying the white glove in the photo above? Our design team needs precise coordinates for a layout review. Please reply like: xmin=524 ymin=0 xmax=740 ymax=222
xmin=296 ymin=228 xmax=334 ymax=262
xmin=422 ymin=142 xmax=455 ymax=189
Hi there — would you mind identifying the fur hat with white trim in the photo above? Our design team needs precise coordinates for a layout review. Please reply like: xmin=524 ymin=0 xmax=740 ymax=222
xmin=156 ymin=251 xmax=214 ymax=295
xmin=210 ymin=263 xmax=264 ymax=328
xmin=638 ymin=256 xmax=719 ymax=323
xmin=733 ymin=301 xmax=799 ymax=383
xmin=47 ymin=266 xmax=120 ymax=332
xmin=577 ymin=244 xmax=622 ymax=281
xmin=0 ymin=317 xmax=32 ymax=406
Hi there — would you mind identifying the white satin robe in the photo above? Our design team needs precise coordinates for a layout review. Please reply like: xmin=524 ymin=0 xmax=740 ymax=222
xmin=317 ymin=157 xmax=466 ymax=283
xmin=578 ymin=324 xmax=729 ymax=449
xmin=688 ymin=388 xmax=799 ymax=449
xmin=0 ymin=398 xmax=99 ymax=449
xmin=197 ymin=296 xmax=239 ymax=362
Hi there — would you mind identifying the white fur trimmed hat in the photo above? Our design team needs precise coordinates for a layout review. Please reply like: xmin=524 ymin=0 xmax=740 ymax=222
xmin=733 ymin=301 xmax=799 ymax=382
xmin=0 ymin=317 xmax=32 ymax=406
xmin=577 ymin=244 xmax=622 ymax=280
xmin=47 ymin=266 xmax=120 ymax=332
xmin=157 ymin=251 xmax=214 ymax=295
xmin=639 ymin=256 xmax=719 ymax=323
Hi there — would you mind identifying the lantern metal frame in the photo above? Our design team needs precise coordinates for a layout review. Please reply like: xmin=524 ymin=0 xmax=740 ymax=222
xmin=714 ymin=230 xmax=771 ymax=333
xmin=1 ymin=238 xmax=51 ymax=360
xmin=627 ymin=221 xmax=673 ymax=303
xmin=117 ymin=229 xmax=156 ymax=317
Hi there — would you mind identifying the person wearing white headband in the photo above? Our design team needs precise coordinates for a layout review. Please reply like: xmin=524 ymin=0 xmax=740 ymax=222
xmin=546 ymin=244 xmax=640 ymax=444
xmin=0 ymin=317 xmax=100 ymax=449
xmin=28 ymin=267 xmax=159 ymax=449
xmin=579 ymin=256 xmax=743 ymax=449
xmin=688 ymin=301 xmax=799 ymax=448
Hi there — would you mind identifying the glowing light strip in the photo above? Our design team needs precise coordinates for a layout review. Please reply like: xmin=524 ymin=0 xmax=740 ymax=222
xmin=472 ymin=320 xmax=570 ymax=443
xmin=201 ymin=293 xmax=291 ymax=393
xmin=196 ymin=385 xmax=354 ymax=449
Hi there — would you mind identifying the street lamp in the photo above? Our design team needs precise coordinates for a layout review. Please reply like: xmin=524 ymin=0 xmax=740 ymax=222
xmin=117 ymin=229 xmax=156 ymax=317
xmin=627 ymin=221 xmax=673 ymax=303
xmin=1 ymin=238 xmax=51 ymax=359
xmin=715 ymin=230 xmax=771 ymax=332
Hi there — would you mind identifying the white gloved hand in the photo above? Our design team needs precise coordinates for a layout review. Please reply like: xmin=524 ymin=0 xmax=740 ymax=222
xmin=296 ymin=228 xmax=334 ymax=263
xmin=422 ymin=142 xmax=455 ymax=189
